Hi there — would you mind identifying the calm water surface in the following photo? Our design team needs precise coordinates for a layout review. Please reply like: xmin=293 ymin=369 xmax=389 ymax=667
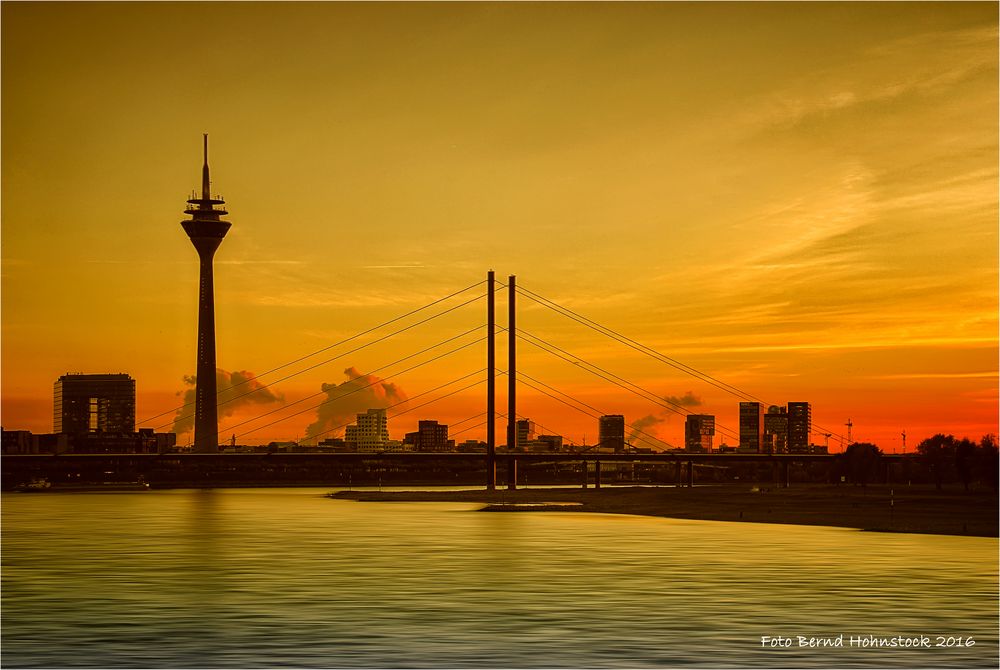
xmin=3 ymin=488 xmax=997 ymax=668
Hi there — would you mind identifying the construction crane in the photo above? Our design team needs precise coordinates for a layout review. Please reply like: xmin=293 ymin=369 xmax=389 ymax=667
xmin=901 ymin=430 xmax=907 ymax=454
xmin=845 ymin=419 xmax=853 ymax=445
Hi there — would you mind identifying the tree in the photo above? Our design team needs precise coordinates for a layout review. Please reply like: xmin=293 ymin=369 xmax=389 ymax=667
xmin=917 ymin=434 xmax=957 ymax=491
xmin=954 ymin=438 xmax=977 ymax=492
xmin=844 ymin=442 xmax=881 ymax=487
xmin=977 ymin=434 xmax=999 ymax=492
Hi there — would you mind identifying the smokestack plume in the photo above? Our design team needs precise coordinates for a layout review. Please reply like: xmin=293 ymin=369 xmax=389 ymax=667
xmin=173 ymin=369 xmax=283 ymax=435
xmin=663 ymin=391 xmax=702 ymax=408
xmin=628 ymin=414 xmax=665 ymax=446
xmin=304 ymin=367 xmax=408 ymax=442
xmin=627 ymin=392 xmax=703 ymax=449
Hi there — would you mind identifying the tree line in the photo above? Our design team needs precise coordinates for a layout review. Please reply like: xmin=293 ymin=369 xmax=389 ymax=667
xmin=840 ymin=434 xmax=998 ymax=491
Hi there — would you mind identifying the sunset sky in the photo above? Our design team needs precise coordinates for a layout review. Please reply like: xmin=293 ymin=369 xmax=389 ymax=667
xmin=2 ymin=2 xmax=997 ymax=450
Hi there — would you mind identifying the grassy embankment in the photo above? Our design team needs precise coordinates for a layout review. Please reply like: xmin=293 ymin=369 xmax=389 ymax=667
xmin=332 ymin=484 xmax=999 ymax=537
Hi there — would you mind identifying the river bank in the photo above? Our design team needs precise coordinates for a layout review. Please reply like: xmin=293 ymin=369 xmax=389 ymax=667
xmin=332 ymin=484 xmax=999 ymax=537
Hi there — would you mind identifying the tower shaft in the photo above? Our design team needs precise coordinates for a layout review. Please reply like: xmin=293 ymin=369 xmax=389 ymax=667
xmin=193 ymin=248 xmax=221 ymax=453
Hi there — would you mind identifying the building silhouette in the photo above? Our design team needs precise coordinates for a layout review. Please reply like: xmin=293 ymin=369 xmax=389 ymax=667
xmin=346 ymin=409 xmax=390 ymax=452
xmin=17 ymin=375 xmax=176 ymax=454
xmin=739 ymin=402 xmax=765 ymax=453
xmin=684 ymin=414 xmax=715 ymax=452
xmin=533 ymin=434 xmax=563 ymax=451
xmin=181 ymin=135 xmax=231 ymax=454
xmin=599 ymin=415 xmax=625 ymax=453
xmin=404 ymin=420 xmax=452 ymax=452
xmin=2 ymin=427 xmax=175 ymax=455
xmin=763 ymin=405 xmax=788 ymax=454
xmin=54 ymin=374 xmax=135 ymax=435
xmin=788 ymin=402 xmax=811 ymax=453
xmin=514 ymin=419 xmax=535 ymax=449
xmin=1 ymin=429 xmax=35 ymax=454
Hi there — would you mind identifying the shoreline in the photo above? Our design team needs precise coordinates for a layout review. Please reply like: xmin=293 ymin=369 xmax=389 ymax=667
xmin=331 ymin=484 xmax=999 ymax=537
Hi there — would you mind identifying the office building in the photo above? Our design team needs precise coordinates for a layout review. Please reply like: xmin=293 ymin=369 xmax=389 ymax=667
xmin=514 ymin=419 xmax=535 ymax=449
xmin=404 ymin=420 xmax=452 ymax=452
xmin=763 ymin=405 xmax=788 ymax=454
xmin=346 ymin=409 xmax=389 ymax=453
xmin=54 ymin=373 xmax=135 ymax=435
xmin=599 ymin=415 xmax=625 ymax=453
xmin=684 ymin=414 xmax=716 ymax=452
xmin=739 ymin=402 xmax=765 ymax=453
xmin=788 ymin=402 xmax=812 ymax=453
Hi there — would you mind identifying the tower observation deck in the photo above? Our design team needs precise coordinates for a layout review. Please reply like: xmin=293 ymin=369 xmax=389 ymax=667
xmin=182 ymin=134 xmax=231 ymax=453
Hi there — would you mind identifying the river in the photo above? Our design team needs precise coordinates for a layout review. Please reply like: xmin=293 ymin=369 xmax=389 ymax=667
xmin=3 ymin=487 xmax=997 ymax=668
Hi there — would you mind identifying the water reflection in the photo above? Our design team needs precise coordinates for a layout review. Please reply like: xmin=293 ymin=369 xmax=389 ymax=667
xmin=3 ymin=488 xmax=997 ymax=668
xmin=173 ymin=490 xmax=228 ymax=665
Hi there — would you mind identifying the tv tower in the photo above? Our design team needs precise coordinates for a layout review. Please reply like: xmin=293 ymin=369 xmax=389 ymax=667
xmin=181 ymin=134 xmax=231 ymax=453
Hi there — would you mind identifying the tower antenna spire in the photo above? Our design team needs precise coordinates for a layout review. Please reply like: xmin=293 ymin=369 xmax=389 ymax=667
xmin=201 ymin=133 xmax=211 ymax=201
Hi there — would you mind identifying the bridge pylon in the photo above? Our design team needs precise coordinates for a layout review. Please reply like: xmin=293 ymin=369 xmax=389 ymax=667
xmin=486 ymin=270 xmax=496 ymax=490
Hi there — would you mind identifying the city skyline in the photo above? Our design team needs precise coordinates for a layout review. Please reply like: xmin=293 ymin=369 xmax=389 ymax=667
xmin=2 ymin=3 xmax=997 ymax=451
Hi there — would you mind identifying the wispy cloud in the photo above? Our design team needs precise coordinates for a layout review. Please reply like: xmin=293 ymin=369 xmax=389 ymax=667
xmin=732 ymin=26 xmax=997 ymax=135
xmin=713 ymin=337 xmax=998 ymax=354
xmin=875 ymin=167 xmax=998 ymax=218
xmin=709 ymin=163 xmax=877 ymax=287
xmin=83 ymin=258 xmax=305 ymax=266
xmin=252 ymin=291 xmax=409 ymax=309
xmin=517 ymin=290 xmax=638 ymax=313
xmin=866 ymin=371 xmax=997 ymax=381
xmin=246 ymin=284 xmax=480 ymax=309
xmin=85 ymin=259 xmax=176 ymax=265
xmin=217 ymin=259 xmax=304 ymax=266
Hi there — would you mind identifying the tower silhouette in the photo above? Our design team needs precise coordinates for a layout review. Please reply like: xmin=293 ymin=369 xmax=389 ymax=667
xmin=182 ymin=135 xmax=231 ymax=453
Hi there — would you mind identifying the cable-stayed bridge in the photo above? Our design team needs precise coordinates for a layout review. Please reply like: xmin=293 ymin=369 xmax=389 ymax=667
xmin=95 ymin=271 xmax=884 ymax=489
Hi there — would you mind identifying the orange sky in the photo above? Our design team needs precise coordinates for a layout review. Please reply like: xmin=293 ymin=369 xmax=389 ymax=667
xmin=2 ymin=2 xmax=997 ymax=450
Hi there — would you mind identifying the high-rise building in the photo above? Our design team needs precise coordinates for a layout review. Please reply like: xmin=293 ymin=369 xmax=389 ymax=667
xmin=54 ymin=374 xmax=135 ymax=435
xmin=763 ymin=405 xmax=788 ymax=454
xmin=684 ymin=414 xmax=716 ymax=452
xmin=346 ymin=409 xmax=389 ymax=453
xmin=598 ymin=415 xmax=625 ymax=453
xmin=787 ymin=402 xmax=812 ymax=453
xmin=514 ymin=419 xmax=535 ymax=448
xmin=739 ymin=402 xmax=765 ymax=453
xmin=181 ymin=135 xmax=231 ymax=454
